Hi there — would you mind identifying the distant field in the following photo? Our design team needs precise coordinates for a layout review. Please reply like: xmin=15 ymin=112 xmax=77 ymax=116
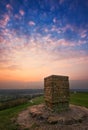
xmin=0 ymin=92 xmax=88 ymax=130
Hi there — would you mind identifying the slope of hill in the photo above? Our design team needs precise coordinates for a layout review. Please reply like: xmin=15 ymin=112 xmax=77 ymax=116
xmin=0 ymin=92 xmax=88 ymax=130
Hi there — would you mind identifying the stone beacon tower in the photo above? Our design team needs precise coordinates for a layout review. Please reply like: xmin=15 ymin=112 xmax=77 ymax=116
xmin=44 ymin=75 xmax=70 ymax=112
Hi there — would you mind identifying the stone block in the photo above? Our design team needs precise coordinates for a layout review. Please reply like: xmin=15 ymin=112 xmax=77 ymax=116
xmin=44 ymin=75 xmax=70 ymax=112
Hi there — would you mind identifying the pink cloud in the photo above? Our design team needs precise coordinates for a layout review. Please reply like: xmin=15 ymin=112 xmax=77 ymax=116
xmin=51 ymin=26 xmax=62 ymax=34
xmin=78 ymin=40 xmax=86 ymax=45
xmin=6 ymin=4 xmax=13 ymax=10
xmin=44 ymin=28 xmax=49 ymax=32
xmin=81 ymin=34 xmax=87 ymax=38
xmin=7 ymin=65 xmax=21 ymax=71
xmin=0 ymin=36 xmax=4 ymax=43
xmin=58 ymin=39 xmax=69 ymax=46
xmin=80 ymin=30 xmax=87 ymax=38
xmin=51 ymin=26 xmax=57 ymax=32
xmin=0 ymin=14 xmax=10 ymax=28
xmin=28 ymin=21 xmax=36 ymax=26
xmin=0 ymin=31 xmax=87 ymax=61
xmin=0 ymin=64 xmax=21 ymax=71
xmin=2 ymin=29 xmax=17 ymax=45
xmin=51 ymin=23 xmax=77 ymax=34
xmin=19 ymin=10 xmax=25 ymax=16
xmin=4 ymin=15 xmax=9 ymax=23
xmin=62 ymin=24 xmax=74 ymax=32
xmin=51 ymin=24 xmax=75 ymax=34
xmin=14 ymin=14 xmax=21 ymax=20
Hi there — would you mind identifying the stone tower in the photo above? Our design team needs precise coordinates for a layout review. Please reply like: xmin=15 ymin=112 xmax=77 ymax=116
xmin=44 ymin=75 xmax=70 ymax=112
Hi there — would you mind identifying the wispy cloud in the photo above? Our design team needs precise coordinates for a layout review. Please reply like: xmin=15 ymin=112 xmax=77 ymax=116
xmin=80 ymin=30 xmax=87 ymax=38
xmin=0 ymin=0 xmax=88 ymax=82
xmin=0 ymin=14 xmax=10 ymax=28
xmin=14 ymin=14 xmax=21 ymax=20
xmin=6 ymin=4 xmax=13 ymax=10
xmin=53 ymin=18 xmax=57 ymax=23
xmin=19 ymin=9 xmax=25 ymax=16
xmin=6 ymin=65 xmax=21 ymax=71
xmin=0 ymin=31 xmax=88 ymax=81
xmin=59 ymin=0 xmax=64 ymax=5
xmin=0 ymin=31 xmax=87 ymax=64
xmin=28 ymin=21 xmax=36 ymax=26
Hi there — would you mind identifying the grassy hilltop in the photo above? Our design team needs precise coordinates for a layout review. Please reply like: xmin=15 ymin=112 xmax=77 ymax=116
xmin=0 ymin=92 xmax=88 ymax=130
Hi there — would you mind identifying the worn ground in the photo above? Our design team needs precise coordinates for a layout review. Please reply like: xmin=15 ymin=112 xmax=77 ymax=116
xmin=17 ymin=104 xmax=88 ymax=130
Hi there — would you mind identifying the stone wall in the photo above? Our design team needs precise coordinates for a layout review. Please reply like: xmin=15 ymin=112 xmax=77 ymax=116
xmin=44 ymin=75 xmax=70 ymax=112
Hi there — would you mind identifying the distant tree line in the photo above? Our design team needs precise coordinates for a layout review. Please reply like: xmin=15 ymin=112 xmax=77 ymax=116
xmin=0 ymin=93 xmax=43 ymax=110
xmin=0 ymin=98 xmax=28 ymax=110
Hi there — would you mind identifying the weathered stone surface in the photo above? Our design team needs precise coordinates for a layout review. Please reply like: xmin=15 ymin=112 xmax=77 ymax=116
xmin=47 ymin=116 xmax=58 ymax=124
xmin=17 ymin=104 xmax=88 ymax=130
xmin=28 ymin=104 xmax=88 ymax=125
xmin=30 ymin=104 xmax=45 ymax=119
xmin=44 ymin=75 xmax=70 ymax=112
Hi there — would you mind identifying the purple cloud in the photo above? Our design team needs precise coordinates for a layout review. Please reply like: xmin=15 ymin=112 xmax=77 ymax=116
xmin=6 ymin=4 xmax=13 ymax=10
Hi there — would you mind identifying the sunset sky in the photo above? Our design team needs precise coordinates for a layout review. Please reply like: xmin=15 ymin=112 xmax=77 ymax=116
xmin=0 ymin=0 xmax=88 ymax=89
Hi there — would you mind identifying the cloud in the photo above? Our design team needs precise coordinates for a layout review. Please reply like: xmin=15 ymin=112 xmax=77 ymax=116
xmin=20 ymin=34 xmax=88 ymax=61
xmin=59 ymin=0 xmax=64 ymax=5
xmin=51 ymin=26 xmax=62 ymax=34
xmin=81 ymin=34 xmax=87 ymax=38
xmin=80 ymin=30 xmax=87 ymax=38
xmin=56 ymin=39 xmax=75 ymax=47
xmin=78 ymin=40 xmax=87 ymax=45
xmin=0 ymin=14 xmax=10 ymax=28
xmin=0 ymin=64 xmax=21 ymax=71
xmin=6 ymin=4 xmax=13 ymax=10
xmin=0 ymin=31 xmax=88 ymax=82
xmin=0 ymin=0 xmax=88 ymax=82
xmin=62 ymin=24 xmax=74 ymax=32
xmin=6 ymin=65 xmax=21 ymax=71
xmin=0 ymin=35 xmax=4 ymax=43
xmin=28 ymin=21 xmax=36 ymax=26
xmin=44 ymin=28 xmax=49 ymax=32
xmin=19 ymin=9 xmax=25 ymax=16
xmin=50 ymin=24 xmax=75 ymax=35
xmin=0 ymin=27 xmax=87 ymax=68
xmin=0 ymin=47 xmax=13 ymax=65
xmin=14 ymin=14 xmax=21 ymax=20
xmin=53 ymin=18 xmax=57 ymax=23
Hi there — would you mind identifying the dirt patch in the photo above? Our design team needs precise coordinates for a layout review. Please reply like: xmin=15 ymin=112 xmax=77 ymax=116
xmin=16 ymin=104 xmax=88 ymax=130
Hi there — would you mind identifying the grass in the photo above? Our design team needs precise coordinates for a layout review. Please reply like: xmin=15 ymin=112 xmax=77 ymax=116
xmin=0 ymin=92 xmax=88 ymax=130
xmin=0 ymin=96 xmax=44 ymax=130
xmin=70 ymin=92 xmax=88 ymax=108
